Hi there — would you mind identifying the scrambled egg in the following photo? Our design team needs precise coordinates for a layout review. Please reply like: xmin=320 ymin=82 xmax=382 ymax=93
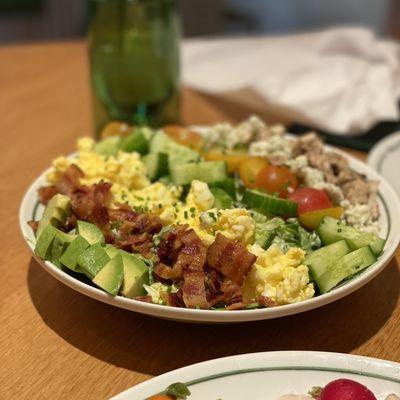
xmin=242 ymin=244 xmax=314 ymax=305
xmin=174 ymin=181 xmax=256 ymax=246
xmin=200 ymin=208 xmax=255 ymax=245
xmin=114 ymin=181 xmax=182 ymax=224
xmin=175 ymin=180 xmax=216 ymax=244
xmin=47 ymin=137 xmax=150 ymax=191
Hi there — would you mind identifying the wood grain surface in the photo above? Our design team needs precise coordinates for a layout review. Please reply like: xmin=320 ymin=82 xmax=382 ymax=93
xmin=1 ymin=42 xmax=399 ymax=400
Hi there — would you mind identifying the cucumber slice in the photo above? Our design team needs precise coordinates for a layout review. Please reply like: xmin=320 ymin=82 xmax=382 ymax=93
xmin=94 ymin=136 xmax=120 ymax=157
xmin=150 ymin=132 xmax=200 ymax=165
xmin=317 ymin=246 xmax=376 ymax=293
xmin=242 ymin=189 xmax=297 ymax=217
xmin=210 ymin=188 xmax=233 ymax=209
xmin=142 ymin=152 xmax=169 ymax=181
xmin=208 ymin=178 xmax=236 ymax=199
xmin=305 ymin=240 xmax=351 ymax=281
xmin=170 ymin=161 xmax=227 ymax=186
xmin=119 ymin=129 xmax=149 ymax=155
xmin=317 ymin=216 xmax=385 ymax=256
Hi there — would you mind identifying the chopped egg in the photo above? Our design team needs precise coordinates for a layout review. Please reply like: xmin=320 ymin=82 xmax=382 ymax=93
xmin=213 ymin=208 xmax=255 ymax=245
xmin=175 ymin=180 xmax=215 ymax=244
xmin=113 ymin=181 xmax=182 ymax=223
xmin=243 ymin=244 xmax=314 ymax=305
xmin=47 ymin=137 xmax=150 ymax=190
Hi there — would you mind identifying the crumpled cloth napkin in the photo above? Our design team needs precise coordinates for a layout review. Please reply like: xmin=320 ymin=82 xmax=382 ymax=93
xmin=182 ymin=27 xmax=400 ymax=135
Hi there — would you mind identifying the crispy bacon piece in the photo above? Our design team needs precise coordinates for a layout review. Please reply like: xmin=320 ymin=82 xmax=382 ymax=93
xmin=134 ymin=295 xmax=153 ymax=303
xmin=206 ymin=233 xmax=256 ymax=285
xmin=258 ymin=295 xmax=276 ymax=308
xmin=36 ymin=166 xmax=162 ymax=258
xmin=154 ymin=225 xmax=209 ymax=309
xmin=27 ymin=220 xmax=39 ymax=232
xmin=55 ymin=164 xmax=84 ymax=197
xmin=38 ymin=185 xmax=58 ymax=205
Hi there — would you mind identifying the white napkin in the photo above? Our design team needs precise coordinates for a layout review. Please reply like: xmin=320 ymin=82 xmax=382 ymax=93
xmin=182 ymin=27 xmax=400 ymax=135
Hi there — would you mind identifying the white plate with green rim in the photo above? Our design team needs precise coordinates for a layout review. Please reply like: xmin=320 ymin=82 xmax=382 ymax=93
xmin=110 ymin=351 xmax=400 ymax=399
xmin=368 ymin=132 xmax=400 ymax=199
xmin=19 ymin=140 xmax=400 ymax=323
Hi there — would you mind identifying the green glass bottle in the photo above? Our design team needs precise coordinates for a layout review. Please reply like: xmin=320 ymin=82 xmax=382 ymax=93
xmin=88 ymin=0 xmax=181 ymax=136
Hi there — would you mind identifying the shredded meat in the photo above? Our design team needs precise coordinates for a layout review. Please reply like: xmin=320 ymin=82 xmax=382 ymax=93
xmin=206 ymin=233 xmax=256 ymax=285
xmin=154 ymin=225 xmax=209 ymax=309
xmin=293 ymin=132 xmax=380 ymax=219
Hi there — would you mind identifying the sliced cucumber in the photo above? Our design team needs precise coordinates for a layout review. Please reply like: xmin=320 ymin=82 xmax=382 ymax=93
xmin=210 ymin=188 xmax=233 ymax=209
xmin=94 ymin=136 xmax=120 ymax=157
xmin=317 ymin=216 xmax=385 ymax=256
xmin=305 ymin=240 xmax=351 ymax=281
xmin=208 ymin=178 xmax=236 ymax=199
xmin=142 ymin=152 xmax=169 ymax=181
xmin=119 ymin=129 xmax=149 ymax=155
xmin=150 ymin=132 xmax=200 ymax=165
xmin=317 ymin=246 xmax=376 ymax=293
xmin=242 ymin=189 xmax=297 ymax=217
xmin=170 ymin=161 xmax=227 ymax=186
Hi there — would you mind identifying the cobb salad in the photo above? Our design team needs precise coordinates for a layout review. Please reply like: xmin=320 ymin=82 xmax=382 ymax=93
xmin=29 ymin=116 xmax=386 ymax=310
xmin=147 ymin=380 xmax=400 ymax=400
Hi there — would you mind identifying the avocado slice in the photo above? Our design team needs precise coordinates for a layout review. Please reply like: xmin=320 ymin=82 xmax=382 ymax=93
xmin=104 ymin=246 xmax=149 ymax=298
xmin=36 ymin=194 xmax=71 ymax=238
xmin=59 ymin=236 xmax=90 ymax=272
xmin=120 ymin=253 xmax=149 ymax=298
xmin=77 ymin=243 xmax=110 ymax=278
xmin=76 ymin=220 xmax=105 ymax=245
xmin=50 ymin=231 xmax=77 ymax=268
xmin=92 ymin=254 xmax=124 ymax=295
xmin=34 ymin=225 xmax=59 ymax=259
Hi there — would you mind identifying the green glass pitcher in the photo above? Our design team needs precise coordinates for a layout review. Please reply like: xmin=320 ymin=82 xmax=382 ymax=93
xmin=88 ymin=0 xmax=181 ymax=136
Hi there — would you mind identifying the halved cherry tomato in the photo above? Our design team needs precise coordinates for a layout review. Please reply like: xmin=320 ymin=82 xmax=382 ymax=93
xmin=255 ymin=165 xmax=298 ymax=198
xmin=238 ymin=157 xmax=268 ymax=188
xmin=163 ymin=125 xmax=204 ymax=150
xmin=147 ymin=395 xmax=174 ymax=400
xmin=288 ymin=187 xmax=333 ymax=214
xmin=203 ymin=149 xmax=249 ymax=174
xmin=299 ymin=206 xmax=343 ymax=229
xmin=100 ymin=121 xmax=131 ymax=138
xmin=319 ymin=379 xmax=377 ymax=400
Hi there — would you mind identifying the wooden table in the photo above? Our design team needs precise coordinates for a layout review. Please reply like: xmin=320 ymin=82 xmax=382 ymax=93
xmin=1 ymin=42 xmax=399 ymax=400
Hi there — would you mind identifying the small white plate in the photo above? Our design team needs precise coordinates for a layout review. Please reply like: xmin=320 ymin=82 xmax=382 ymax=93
xmin=368 ymin=132 xmax=400 ymax=198
xmin=19 ymin=141 xmax=400 ymax=323
xmin=110 ymin=351 xmax=400 ymax=399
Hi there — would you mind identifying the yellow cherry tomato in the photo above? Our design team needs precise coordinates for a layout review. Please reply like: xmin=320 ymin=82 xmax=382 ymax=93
xmin=163 ymin=125 xmax=204 ymax=150
xmin=100 ymin=121 xmax=131 ymax=138
xmin=202 ymin=149 xmax=249 ymax=174
xmin=299 ymin=206 xmax=344 ymax=229
xmin=238 ymin=157 xmax=268 ymax=188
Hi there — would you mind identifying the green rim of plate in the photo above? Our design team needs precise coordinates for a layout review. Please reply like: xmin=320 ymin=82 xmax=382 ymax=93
xmin=148 ymin=365 xmax=400 ymax=398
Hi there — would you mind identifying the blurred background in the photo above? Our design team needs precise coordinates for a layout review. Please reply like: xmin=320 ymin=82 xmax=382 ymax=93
xmin=0 ymin=0 xmax=399 ymax=42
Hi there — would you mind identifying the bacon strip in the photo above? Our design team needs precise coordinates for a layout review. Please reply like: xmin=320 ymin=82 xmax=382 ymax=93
xmin=37 ymin=165 xmax=162 ymax=258
xmin=154 ymin=225 xmax=209 ymax=309
xmin=206 ymin=233 xmax=256 ymax=285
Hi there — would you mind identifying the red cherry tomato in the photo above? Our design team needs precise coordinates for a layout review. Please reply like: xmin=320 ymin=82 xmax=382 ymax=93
xmin=288 ymin=187 xmax=333 ymax=214
xmin=255 ymin=165 xmax=298 ymax=197
xmin=320 ymin=379 xmax=377 ymax=400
